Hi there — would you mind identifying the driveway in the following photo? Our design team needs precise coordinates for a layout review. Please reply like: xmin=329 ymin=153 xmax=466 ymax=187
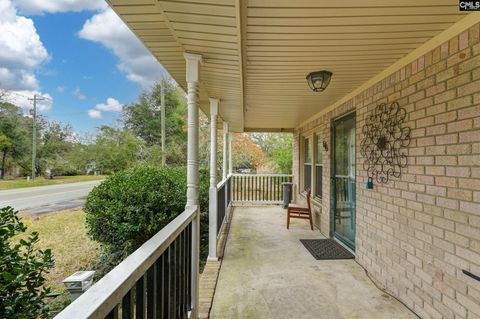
xmin=0 ymin=180 xmax=102 ymax=214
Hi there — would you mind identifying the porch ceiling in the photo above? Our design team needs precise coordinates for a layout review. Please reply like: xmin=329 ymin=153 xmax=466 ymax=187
xmin=107 ymin=0 xmax=469 ymax=132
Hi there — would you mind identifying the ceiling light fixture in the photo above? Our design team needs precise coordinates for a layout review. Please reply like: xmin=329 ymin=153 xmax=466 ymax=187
xmin=306 ymin=70 xmax=333 ymax=92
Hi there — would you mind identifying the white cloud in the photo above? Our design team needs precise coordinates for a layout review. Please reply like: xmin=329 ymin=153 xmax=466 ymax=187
xmin=78 ymin=8 xmax=166 ymax=88
xmin=86 ymin=97 xmax=122 ymax=119
xmin=0 ymin=0 xmax=49 ymax=91
xmin=73 ymin=87 xmax=86 ymax=100
xmin=12 ymin=0 xmax=107 ymax=15
xmin=3 ymin=90 xmax=53 ymax=112
xmin=87 ymin=109 xmax=102 ymax=119
xmin=95 ymin=97 xmax=122 ymax=112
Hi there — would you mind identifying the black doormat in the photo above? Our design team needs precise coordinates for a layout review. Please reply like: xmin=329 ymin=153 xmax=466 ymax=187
xmin=300 ymin=239 xmax=355 ymax=260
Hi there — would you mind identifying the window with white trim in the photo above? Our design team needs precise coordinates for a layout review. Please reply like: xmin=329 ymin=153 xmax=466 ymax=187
xmin=303 ymin=137 xmax=312 ymax=192
xmin=315 ymin=135 xmax=324 ymax=199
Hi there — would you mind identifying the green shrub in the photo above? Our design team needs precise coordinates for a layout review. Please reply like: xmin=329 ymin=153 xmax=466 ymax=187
xmin=50 ymin=164 xmax=81 ymax=177
xmin=0 ymin=206 xmax=54 ymax=319
xmin=84 ymin=166 xmax=209 ymax=257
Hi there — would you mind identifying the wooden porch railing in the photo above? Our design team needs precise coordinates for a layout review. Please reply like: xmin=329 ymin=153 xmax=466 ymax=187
xmin=232 ymin=174 xmax=293 ymax=204
xmin=54 ymin=206 xmax=199 ymax=319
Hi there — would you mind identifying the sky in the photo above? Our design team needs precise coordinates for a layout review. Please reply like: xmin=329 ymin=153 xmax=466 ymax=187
xmin=0 ymin=0 xmax=169 ymax=135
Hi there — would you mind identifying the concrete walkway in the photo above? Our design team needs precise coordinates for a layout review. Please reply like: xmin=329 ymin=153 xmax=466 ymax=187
xmin=210 ymin=206 xmax=417 ymax=319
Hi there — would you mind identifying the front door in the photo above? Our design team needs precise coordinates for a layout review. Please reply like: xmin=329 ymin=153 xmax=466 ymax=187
xmin=332 ymin=112 xmax=356 ymax=250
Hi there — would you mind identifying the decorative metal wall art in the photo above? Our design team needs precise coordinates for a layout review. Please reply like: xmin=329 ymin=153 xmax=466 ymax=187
xmin=360 ymin=101 xmax=411 ymax=184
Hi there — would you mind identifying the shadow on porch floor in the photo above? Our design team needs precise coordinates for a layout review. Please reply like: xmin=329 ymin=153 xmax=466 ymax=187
xmin=210 ymin=206 xmax=417 ymax=319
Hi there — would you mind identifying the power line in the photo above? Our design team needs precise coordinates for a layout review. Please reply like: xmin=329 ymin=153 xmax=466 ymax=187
xmin=4 ymin=91 xmax=53 ymax=103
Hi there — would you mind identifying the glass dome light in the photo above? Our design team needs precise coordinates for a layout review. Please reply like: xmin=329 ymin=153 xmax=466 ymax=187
xmin=306 ymin=70 xmax=333 ymax=92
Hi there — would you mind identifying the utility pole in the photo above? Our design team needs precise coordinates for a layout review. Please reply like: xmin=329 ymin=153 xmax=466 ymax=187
xmin=161 ymin=80 xmax=166 ymax=166
xmin=28 ymin=94 xmax=44 ymax=181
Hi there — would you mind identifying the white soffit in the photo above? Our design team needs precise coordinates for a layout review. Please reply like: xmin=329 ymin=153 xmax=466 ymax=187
xmin=108 ymin=0 xmax=469 ymax=132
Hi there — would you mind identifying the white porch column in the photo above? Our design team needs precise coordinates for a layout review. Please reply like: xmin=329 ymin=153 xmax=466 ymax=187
xmin=228 ymin=132 xmax=233 ymax=175
xmin=184 ymin=52 xmax=202 ymax=319
xmin=185 ymin=53 xmax=202 ymax=207
xmin=208 ymin=98 xmax=219 ymax=260
xmin=222 ymin=121 xmax=229 ymax=180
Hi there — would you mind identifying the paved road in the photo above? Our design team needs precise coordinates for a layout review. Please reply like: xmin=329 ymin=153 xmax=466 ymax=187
xmin=0 ymin=180 xmax=103 ymax=214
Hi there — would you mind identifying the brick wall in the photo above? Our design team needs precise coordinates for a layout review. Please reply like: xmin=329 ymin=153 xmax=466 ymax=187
xmin=294 ymin=23 xmax=480 ymax=319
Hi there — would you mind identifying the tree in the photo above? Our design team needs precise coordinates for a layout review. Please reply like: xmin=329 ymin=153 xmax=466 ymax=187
xmin=124 ymin=80 xmax=188 ymax=165
xmin=94 ymin=126 xmax=144 ymax=174
xmin=0 ymin=89 xmax=9 ymax=102
xmin=63 ymin=142 xmax=96 ymax=175
xmin=0 ymin=102 xmax=31 ymax=178
xmin=0 ymin=134 xmax=12 ymax=178
xmin=38 ymin=122 xmax=75 ymax=177
xmin=232 ymin=133 xmax=266 ymax=171
xmin=251 ymin=133 xmax=293 ymax=173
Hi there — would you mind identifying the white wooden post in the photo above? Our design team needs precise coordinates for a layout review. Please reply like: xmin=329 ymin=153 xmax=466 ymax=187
xmin=228 ymin=132 xmax=233 ymax=175
xmin=184 ymin=52 xmax=202 ymax=318
xmin=222 ymin=121 xmax=229 ymax=180
xmin=208 ymin=98 xmax=219 ymax=261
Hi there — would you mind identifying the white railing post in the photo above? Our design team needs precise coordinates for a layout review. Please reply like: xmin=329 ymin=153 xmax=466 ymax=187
xmin=222 ymin=121 xmax=228 ymax=180
xmin=184 ymin=52 xmax=202 ymax=318
xmin=227 ymin=133 xmax=233 ymax=214
xmin=228 ymin=132 xmax=233 ymax=175
xmin=208 ymin=98 xmax=219 ymax=261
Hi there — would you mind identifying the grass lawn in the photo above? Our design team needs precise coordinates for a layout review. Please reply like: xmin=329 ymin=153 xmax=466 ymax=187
xmin=0 ymin=175 xmax=105 ymax=190
xmin=18 ymin=209 xmax=100 ymax=311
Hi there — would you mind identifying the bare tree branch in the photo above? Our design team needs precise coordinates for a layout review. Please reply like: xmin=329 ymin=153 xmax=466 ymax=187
xmin=0 ymin=89 xmax=10 ymax=102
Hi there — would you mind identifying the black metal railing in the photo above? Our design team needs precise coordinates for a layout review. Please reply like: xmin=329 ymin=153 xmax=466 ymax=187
xmin=232 ymin=174 xmax=292 ymax=204
xmin=217 ymin=174 xmax=232 ymax=235
xmin=55 ymin=207 xmax=198 ymax=319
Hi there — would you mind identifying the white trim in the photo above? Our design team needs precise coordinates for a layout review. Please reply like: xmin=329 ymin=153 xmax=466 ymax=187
xmin=184 ymin=52 xmax=201 ymax=319
xmin=184 ymin=53 xmax=202 ymax=83
xmin=208 ymin=98 xmax=219 ymax=260
xmin=228 ymin=132 xmax=233 ymax=175
xmin=232 ymin=173 xmax=292 ymax=178
xmin=300 ymin=135 xmax=314 ymax=193
xmin=222 ymin=122 xmax=229 ymax=180
xmin=217 ymin=173 xmax=234 ymax=189
xmin=313 ymin=133 xmax=325 ymax=201
xmin=233 ymin=201 xmax=283 ymax=206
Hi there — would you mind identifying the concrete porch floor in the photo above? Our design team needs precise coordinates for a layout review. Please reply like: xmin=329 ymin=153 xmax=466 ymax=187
xmin=210 ymin=206 xmax=417 ymax=319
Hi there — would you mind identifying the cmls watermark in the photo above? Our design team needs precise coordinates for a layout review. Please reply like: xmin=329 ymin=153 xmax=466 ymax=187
xmin=459 ymin=1 xmax=480 ymax=10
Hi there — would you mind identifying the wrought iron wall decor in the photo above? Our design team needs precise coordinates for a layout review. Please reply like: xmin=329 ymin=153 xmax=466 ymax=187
xmin=360 ymin=101 xmax=411 ymax=184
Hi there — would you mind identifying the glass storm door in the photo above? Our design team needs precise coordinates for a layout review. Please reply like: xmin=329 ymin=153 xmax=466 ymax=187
xmin=332 ymin=112 xmax=356 ymax=250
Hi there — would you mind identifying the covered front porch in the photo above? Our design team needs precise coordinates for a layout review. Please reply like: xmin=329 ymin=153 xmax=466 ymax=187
xmin=209 ymin=206 xmax=416 ymax=319
xmin=54 ymin=1 xmax=480 ymax=318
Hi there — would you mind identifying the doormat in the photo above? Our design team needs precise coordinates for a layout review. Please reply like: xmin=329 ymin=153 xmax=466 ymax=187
xmin=300 ymin=239 xmax=355 ymax=260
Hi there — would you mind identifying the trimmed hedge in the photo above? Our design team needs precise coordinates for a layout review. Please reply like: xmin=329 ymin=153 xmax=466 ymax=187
xmin=84 ymin=166 xmax=209 ymax=256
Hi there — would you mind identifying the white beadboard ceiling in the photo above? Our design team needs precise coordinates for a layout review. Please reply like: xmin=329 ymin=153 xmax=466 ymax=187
xmin=107 ymin=0 xmax=469 ymax=132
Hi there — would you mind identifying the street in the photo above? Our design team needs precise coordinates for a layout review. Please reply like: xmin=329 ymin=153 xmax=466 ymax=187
xmin=0 ymin=180 xmax=102 ymax=214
